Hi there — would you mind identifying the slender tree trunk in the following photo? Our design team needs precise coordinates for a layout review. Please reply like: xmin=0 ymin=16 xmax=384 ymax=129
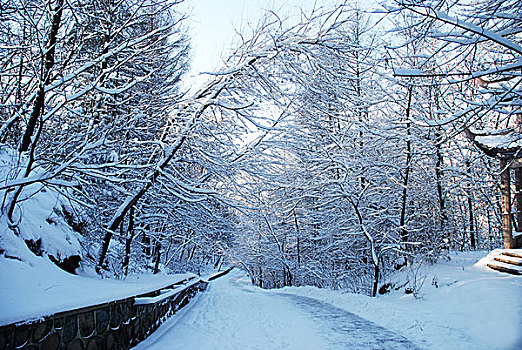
xmin=294 ymin=209 xmax=301 ymax=267
xmin=434 ymin=130 xmax=447 ymax=243
xmin=488 ymin=210 xmax=493 ymax=249
xmin=515 ymin=168 xmax=522 ymax=233
xmin=122 ymin=206 xmax=135 ymax=276
xmin=19 ymin=0 xmax=64 ymax=152
xmin=188 ymin=244 xmax=196 ymax=261
xmin=372 ymin=262 xmax=379 ymax=298
xmin=399 ymin=87 xmax=413 ymax=245
xmin=500 ymin=159 xmax=513 ymax=249
xmin=142 ymin=231 xmax=151 ymax=258
xmin=153 ymin=241 xmax=161 ymax=274
xmin=468 ymin=194 xmax=476 ymax=249
xmin=178 ymin=244 xmax=185 ymax=262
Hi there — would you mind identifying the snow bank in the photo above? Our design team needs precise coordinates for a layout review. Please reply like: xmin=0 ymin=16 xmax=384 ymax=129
xmin=275 ymin=251 xmax=522 ymax=350
xmin=0 ymin=253 xmax=195 ymax=326
xmin=0 ymin=146 xmax=81 ymax=261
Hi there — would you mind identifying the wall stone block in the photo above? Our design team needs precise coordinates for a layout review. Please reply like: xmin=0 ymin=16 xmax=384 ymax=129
xmin=79 ymin=311 xmax=95 ymax=339
xmin=33 ymin=321 xmax=52 ymax=343
xmin=95 ymin=309 xmax=108 ymax=335
xmin=67 ymin=338 xmax=84 ymax=350
xmin=62 ymin=316 xmax=77 ymax=343
xmin=41 ymin=333 xmax=60 ymax=350
xmin=14 ymin=325 xmax=29 ymax=348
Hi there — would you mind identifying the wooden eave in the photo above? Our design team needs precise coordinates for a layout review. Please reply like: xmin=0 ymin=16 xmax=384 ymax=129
xmin=464 ymin=128 xmax=522 ymax=161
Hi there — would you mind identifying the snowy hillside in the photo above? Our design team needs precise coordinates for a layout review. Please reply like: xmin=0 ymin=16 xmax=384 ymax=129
xmin=0 ymin=146 xmax=195 ymax=326
xmin=0 ymin=146 xmax=83 ymax=268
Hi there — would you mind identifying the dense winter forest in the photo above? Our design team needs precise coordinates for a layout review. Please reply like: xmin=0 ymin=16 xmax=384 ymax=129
xmin=0 ymin=0 xmax=520 ymax=297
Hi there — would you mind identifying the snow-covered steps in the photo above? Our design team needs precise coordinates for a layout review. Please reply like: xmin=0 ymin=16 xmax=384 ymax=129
xmin=486 ymin=249 xmax=522 ymax=275
xmin=502 ymin=249 xmax=522 ymax=259
xmin=487 ymin=261 xmax=522 ymax=275
xmin=493 ymin=255 xmax=522 ymax=266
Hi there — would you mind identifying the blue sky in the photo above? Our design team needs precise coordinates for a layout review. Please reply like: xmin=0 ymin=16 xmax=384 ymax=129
xmin=182 ymin=0 xmax=341 ymax=84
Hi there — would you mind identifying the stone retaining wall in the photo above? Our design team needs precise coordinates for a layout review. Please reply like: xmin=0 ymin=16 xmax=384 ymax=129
xmin=0 ymin=279 xmax=208 ymax=350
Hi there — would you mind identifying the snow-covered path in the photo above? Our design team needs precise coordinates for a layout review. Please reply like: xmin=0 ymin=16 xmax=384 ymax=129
xmin=133 ymin=270 xmax=420 ymax=350
xmin=275 ymin=293 xmax=419 ymax=349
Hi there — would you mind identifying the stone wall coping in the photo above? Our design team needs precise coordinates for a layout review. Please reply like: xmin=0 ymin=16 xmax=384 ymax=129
xmin=206 ymin=266 xmax=234 ymax=281
xmin=0 ymin=271 xmax=198 ymax=328
xmin=134 ymin=276 xmax=196 ymax=298
xmin=134 ymin=278 xmax=204 ymax=305
xmin=0 ymin=295 xmax=135 ymax=333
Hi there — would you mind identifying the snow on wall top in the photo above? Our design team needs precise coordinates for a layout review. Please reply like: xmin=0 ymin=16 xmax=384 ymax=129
xmin=0 ymin=254 xmax=196 ymax=326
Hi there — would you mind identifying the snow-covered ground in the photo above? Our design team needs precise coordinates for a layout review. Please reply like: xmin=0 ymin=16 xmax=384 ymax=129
xmin=135 ymin=251 xmax=522 ymax=350
xmin=276 ymin=251 xmax=522 ymax=350
xmin=135 ymin=270 xmax=333 ymax=350
xmin=134 ymin=269 xmax=419 ymax=350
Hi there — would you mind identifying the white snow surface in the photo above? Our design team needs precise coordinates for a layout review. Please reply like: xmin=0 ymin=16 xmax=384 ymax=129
xmin=0 ymin=146 xmax=81 ymax=260
xmin=0 ymin=250 xmax=195 ymax=326
xmin=474 ymin=132 xmax=522 ymax=150
xmin=134 ymin=270 xmax=331 ymax=350
xmin=277 ymin=251 xmax=522 ymax=350
xmin=0 ymin=243 xmax=195 ymax=326
xmin=134 ymin=251 xmax=521 ymax=350
xmin=1 ymin=235 xmax=521 ymax=350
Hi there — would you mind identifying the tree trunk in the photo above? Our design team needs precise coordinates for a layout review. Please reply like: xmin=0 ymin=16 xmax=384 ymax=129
xmin=142 ymin=231 xmax=151 ymax=258
xmin=19 ymin=0 xmax=64 ymax=152
xmin=372 ymin=262 xmax=379 ymax=297
xmin=500 ymin=159 xmax=513 ymax=249
xmin=293 ymin=209 xmax=301 ymax=267
xmin=122 ymin=206 xmax=135 ymax=276
xmin=434 ymin=130 xmax=447 ymax=244
xmin=153 ymin=241 xmax=161 ymax=274
xmin=515 ymin=168 xmax=522 ymax=233
xmin=399 ymin=87 xmax=413 ymax=245
xmin=468 ymin=194 xmax=476 ymax=249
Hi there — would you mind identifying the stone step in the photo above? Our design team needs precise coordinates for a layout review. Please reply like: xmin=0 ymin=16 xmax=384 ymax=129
xmin=495 ymin=255 xmax=522 ymax=266
xmin=487 ymin=261 xmax=522 ymax=276
xmin=502 ymin=249 xmax=522 ymax=259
